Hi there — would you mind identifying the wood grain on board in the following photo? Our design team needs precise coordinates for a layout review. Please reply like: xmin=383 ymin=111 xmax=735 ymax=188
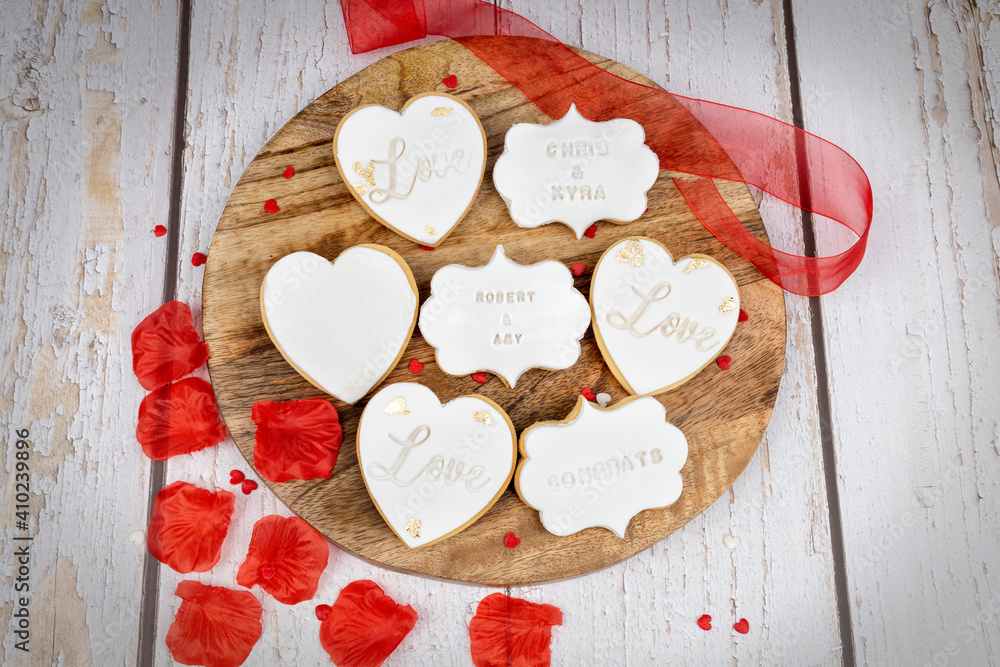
xmin=202 ymin=38 xmax=786 ymax=585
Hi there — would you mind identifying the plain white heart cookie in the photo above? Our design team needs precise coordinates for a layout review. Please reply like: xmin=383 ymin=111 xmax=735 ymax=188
xmin=492 ymin=103 xmax=660 ymax=238
xmin=515 ymin=395 xmax=688 ymax=538
xmin=357 ymin=383 xmax=516 ymax=548
xmin=591 ymin=237 xmax=740 ymax=395
xmin=333 ymin=92 xmax=487 ymax=247
xmin=260 ymin=246 xmax=418 ymax=404
xmin=418 ymin=245 xmax=591 ymax=387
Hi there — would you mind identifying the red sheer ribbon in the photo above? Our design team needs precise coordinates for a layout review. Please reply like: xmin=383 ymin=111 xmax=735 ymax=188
xmin=339 ymin=0 xmax=872 ymax=296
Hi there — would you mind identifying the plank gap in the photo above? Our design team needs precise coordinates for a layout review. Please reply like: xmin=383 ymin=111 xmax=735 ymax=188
xmin=136 ymin=0 xmax=194 ymax=663
xmin=781 ymin=1 xmax=856 ymax=664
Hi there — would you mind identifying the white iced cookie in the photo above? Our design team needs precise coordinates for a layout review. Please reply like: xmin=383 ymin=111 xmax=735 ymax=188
xmin=418 ymin=245 xmax=591 ymax=387
xmin=357 ymin=383 xmax=516 ymax=548
xmin=492 ymin=103 xmax=660 ymax=238
xmin=515 ymin=395 xmax=688 ymax=538
xmin=333 ymin=92 xmax=487 ymax=247
xmin=260 ymin=246 xmax=418 ymax=404
xmin=590 ymin=237 xmax=739 ymax=395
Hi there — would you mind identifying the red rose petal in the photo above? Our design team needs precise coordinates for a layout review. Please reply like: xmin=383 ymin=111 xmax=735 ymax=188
xmin=131 ymin=301 xmax=209 ymax=390
xmin=166 ymin=581 xmax=262 ymax=667
xmin=443 ymin=74 xmax=458 ymax=88
xmin=264 ymin=198 xmax=280 ymax=213
xmin=408 ymin=359 xmax=424 ymax=374
xmin=471 ymin=372 xmax=487 ymax=384
xmin=738 ymin=308 xmax=749 ymax=322
xmin=583 ymin=224 xmax=597 ymax=238
xmin=192 ymin=252 xmax=207 ymax=267
xmin=697 ymin=614 xmax=712 ymax=631
xmin=418 ymin=244 xmax=434 ymax=251
xmin=504 ymin=532 xmax=520 ymax=548
xmin=252 ymin=398 xmax=343 ymax=483
xmin=259 ymin=564 xmax=277 ymax=580
xmin=147 ymin=481 xmax=235 ymax=574
xmin=236 ymin=515 xmax=329 ymax=605
xmin=734 ymin=618 xmax=750 ymax=634
xmin=284 ymin=165 xmax=294 ymax=179
xmin=241 ymin=479 xmax=258 ymax=495
xmin=136 ymin=377 xmax=226 ymax=460
xmin=319 ymin=580 xmax=418 ymax=667
xmin=316 ymin=604 xmax=332 ymax=621
xmin=717 ymin=355 xmax=732 ymax=371
xmin=580 ymin=387 xmax=597 ymax=402
xmin=470 ymin=593 xmax=562 ymax=667
xmin=570 ymin=262 xmax=585 ymax=277
xmin=154 ymin=225 xmax=167 ymax=237
xmin=230 ymin=469 xmax=245 ymax=485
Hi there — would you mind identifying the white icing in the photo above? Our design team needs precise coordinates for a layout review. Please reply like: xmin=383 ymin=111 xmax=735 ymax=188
xmin=334 ymin=93 xmax=486 ymax=246
xmin=261 ymin=248 xmax=417 ymax=404
xmin=492 ymin=104 xmax=660 ymax=238
xmin=590 ymin=238 xmax=739 ymax=395
xmin=516 ymin=396 xmax=688 ymax=538
xmin=418 ymin=245 xmax=591 ymax=387
xmin=357 ymin=383 xmax=516 ymax=548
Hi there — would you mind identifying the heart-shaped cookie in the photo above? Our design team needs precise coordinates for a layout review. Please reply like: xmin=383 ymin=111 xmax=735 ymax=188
xmin=260 ymin=246 xmax=418 ymax=404
xmin=590 ymin=237 xmax=740 ymax=395
xmin=333 ymin=92 xmax=487 ymax=247
xmin=357 ymin=383 xmax=516 ymax=548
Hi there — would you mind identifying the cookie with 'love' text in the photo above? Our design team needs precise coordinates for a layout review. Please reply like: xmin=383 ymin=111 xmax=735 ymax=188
xmin=357 ymin=383 xmax=517 ymax=548
xmin=590 ymin=237 xmax=740 ymax=395
xmin=333 ymin=92 xmax=487 ymax=247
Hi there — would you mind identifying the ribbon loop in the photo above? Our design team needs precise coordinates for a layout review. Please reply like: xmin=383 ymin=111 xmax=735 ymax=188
xmin=340 ymin=0 xmax=872 ymax=296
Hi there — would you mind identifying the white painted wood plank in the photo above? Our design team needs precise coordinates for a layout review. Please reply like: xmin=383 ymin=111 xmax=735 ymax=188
xmin=0 ymin=1 xmax=179 ymax=665
xmin=158 ymin=0 xmax=842 ymax=664
xmin=507 ymin=1 xmax=843 ymax=664
xmin=154 ymin=2 xmax=488 ymax=665
xmin=793 ymin=1 xmax=1000 ymax=665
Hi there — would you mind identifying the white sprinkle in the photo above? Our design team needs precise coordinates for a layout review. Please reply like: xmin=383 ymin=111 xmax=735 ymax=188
xmin=596 ymin=393 xmax=611 ymax=407
xmin=128 ymin=530 xmax=146 ymax=546
xmin=280 ymin=647 xmax=297 ymax=662
xmin=723 ymin=534 xmax=740 ymax=550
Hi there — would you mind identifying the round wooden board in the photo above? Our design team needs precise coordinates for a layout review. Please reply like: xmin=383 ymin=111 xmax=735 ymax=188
xmin=203 ymin=37 xmax=786 ymax=586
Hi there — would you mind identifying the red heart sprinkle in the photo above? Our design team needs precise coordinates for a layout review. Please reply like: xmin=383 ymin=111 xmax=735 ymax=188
xmin=738 ymin=308 xmax=749 ymax=322
xmin=315 ymin=604 xmax=332 ymax=621
xmin=583 ymin=224 xmax=597 ymax=239
xmin=283 ymin=166 xmax=294 ymax=179
xmin=504 ymin=531 xmax=520 ymax=548
xmin=408 ymin=359 xmax=424 ymax=373
xmin=264 ymin=198 xmax=280 ymax=213
xmin=191 ymin=252 xmax=207 ymax=267
xmin=734 ymin=618 xmax=749 ymax=634
xmin=259 ymin=564 xmax=276 ymax=580
xmin=418 ymin=244 xmax=434 ymax=251
xmin=716 ymin=355 xmax=732 ymax=371
xmin=570 ymin=262 xmax=586 ymax=277
xmin=581 ymin=387 xmax=597 ymax=401
xmin=241 ymin=479 xmax=258 ymax=495
xmin=697 ymin=615 xmax=712 ymax=631
xmin=229 ymin=470 xmax=245 ymax=484
xmin=471 ymin=372 xmax=487 ymax=384
xmin=443 ymin=74 xmax=458 ymax=88
xmin=154 ymin=225 xmax=167 ymax=237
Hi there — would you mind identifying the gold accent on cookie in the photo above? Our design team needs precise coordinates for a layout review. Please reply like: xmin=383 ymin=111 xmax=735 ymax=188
xmin=615 ymin=239 xmax=644 ymax=267
xmin=473 ymin=410 xmax=494 ymax=427
xmin=683 ymin=257 xmax=711 ymax=274
xmin=719 ymin=297 xmax=737 ymax=315
xmin=425 ymin=224 xmax=437 ymax=235
xmin=352 ymin=183 xmax=369 ymax=196
xmin=431 ymin=107 xmax=453 ymax=116
xmin=353 ymin=161 xmax=375 ymax=186
xmin=405 ymin=517 xmax=421 ymax=538
xmin=383 ymin=396 xmax=410 ymax=415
